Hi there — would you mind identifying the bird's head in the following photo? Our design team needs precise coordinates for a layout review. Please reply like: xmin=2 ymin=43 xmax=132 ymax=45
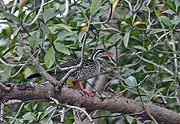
xmin=91 ymin=49 xmax=114 ymax=61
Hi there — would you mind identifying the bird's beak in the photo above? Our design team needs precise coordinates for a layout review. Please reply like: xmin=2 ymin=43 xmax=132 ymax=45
xmin=104 ymin=51 xmax=114 ymax=56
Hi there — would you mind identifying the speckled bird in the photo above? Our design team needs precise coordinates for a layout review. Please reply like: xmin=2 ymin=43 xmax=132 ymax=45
xmin=27 ymin=49 xmax=113 ymax=96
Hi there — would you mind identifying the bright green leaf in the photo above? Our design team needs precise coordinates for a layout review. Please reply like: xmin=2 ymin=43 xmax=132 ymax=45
xmin=124 ymin=76 xmax=138 ymax=87
xmin=54 ymin=42 xmax=70 ymax=55
xmin=166 ymin=1 xmax=176 ymax=12
xmin=90 ymin=0 xmax=102 ymax=13
xmin=159 ymin=16 xmax=172 ymax=26
xmin=44 ymin=47 xmax=55 ymax=68
xmin=48 ymin=33 xmax=57 ymax=41
xmin=123 ymin=30 xmax=130 ymax=48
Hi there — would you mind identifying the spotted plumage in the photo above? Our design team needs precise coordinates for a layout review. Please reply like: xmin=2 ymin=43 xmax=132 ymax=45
xmin=27 ymin=49 xmax=106 ymax=81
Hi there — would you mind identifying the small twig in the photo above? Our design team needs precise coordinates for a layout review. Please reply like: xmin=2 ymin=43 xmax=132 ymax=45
xmin=146 ymin=110 xmax=158 ymax=124
xmin=11 ymin=50 xmax=39 ymax=78
xmin=136 ymin=54 xmax=174 ymax=75
xmin=65 ymin=104 xmax=94 ymax=124
xmin=124 ymin=0 xmax=133 ymax=15
xmin=0 ymin=57 xmax=25 ymax=67
xmin=11 ymin=103 xmax=25 ymax=124
xmin=156 ymin=31 xmax=171 ymax=43
xmin=0 ymin=103 xmax=4 ymax=122
xmin=60 ymin=68 xmax=77 ymax=86
xmin=11 ymin=0 xmax=18 ymax=14
xmin=4 ymin=100 xmax=22 ymax=105
xmin=136 ymin=86 xmax=145 ymax=110
xmin=22 ymin=0 xmax=54 ymax=24
xmin=0 ymin=81 xmax=10 ymax=91
xmin=20 ymin=23 xmax=31 ymax=36
xmin=91 ymin=5 xmax=112 ymax=25
xmin=92 ymin=114 xmax=122 ymax=119
xmin=24 ymin=0 xmax=44 ymax=26
xmin=75 ymin=2 xmax=89 ymax=22
xmin=80 ymin=16 xmax=92 ymax=65
xmin=133 ymin=0 xmax=143 ymax=13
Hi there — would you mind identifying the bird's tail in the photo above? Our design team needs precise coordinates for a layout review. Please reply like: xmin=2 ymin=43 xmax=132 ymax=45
xmin=26 ymin=73 xmax=42 ymax=79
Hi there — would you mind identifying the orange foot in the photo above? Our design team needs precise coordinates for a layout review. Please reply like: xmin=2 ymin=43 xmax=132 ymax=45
xmin=82 ymin=89 xmax=94 ymax=97
xmin=77 ymin=80 xmax=94 ymax=97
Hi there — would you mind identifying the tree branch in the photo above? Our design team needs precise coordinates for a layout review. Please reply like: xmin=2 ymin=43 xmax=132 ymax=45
xmin=0 ymin=82 xmax=180 ymax=124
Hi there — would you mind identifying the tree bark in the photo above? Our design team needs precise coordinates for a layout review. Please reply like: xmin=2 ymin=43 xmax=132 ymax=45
xmin=0 ymin=82 xmax=180 ymax=124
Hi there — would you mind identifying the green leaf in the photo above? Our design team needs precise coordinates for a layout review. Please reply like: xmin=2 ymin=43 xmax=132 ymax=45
xmin=90 ymin=0 xmax=102 ymax=13
xmin=3 ymin=12 xmax=19 ymax=23
xmin=23 ymin=112 xmax=36 ymax=121
xmin=50 ymin=24 xmax=72 ymax=33
xmin=43 ymin=8 xmax=55 ymax=22
xmin=172 ymin=15 xmax=180 ymax=25
xmin=159 ymin=16 xmax=172 ymax=26
xmin=123 ymin=30 xmax=130 ymax=48
xmin=124 ymin=76 xmax=138 ymax=87
xmin=102 ymin=28 xmax=121 ymax=33
xmin=41 ymin=25 xmax=51 ymax=35
xmin=166 ymin=1 xmax=176 ymax=12
xmin=44 ymin=47 xmax=55 ymax=68
xmin=126 ymin=115 xmax=135 ymax=124
xmin=54 ymin=42 xmax=70 ymax=55
xmin=133 ymin=46 xmax=147 ymax=52
xmin=41 ymin=106 xmax=56 ymax=119
xmin=48 ymin=33 xmax=57 ymax=41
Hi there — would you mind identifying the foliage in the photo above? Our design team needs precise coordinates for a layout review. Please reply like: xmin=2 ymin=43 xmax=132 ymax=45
xmin=0 ymin=0 xmax=180 ymax=123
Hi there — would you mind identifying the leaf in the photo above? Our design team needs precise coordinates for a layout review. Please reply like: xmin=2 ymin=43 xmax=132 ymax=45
xmin=19 ymin=0 xmax=27 ymax=12
xmin=80 ymin=24 xmax=88 ymax=31
xmin=43 ymin=8 xmax=55 ymax=22
xmin=3 ymin=12 xmax=19 ymax=23
xmin=124 ymin=76 xmax=138 ymax=87
xmin=48 ymin=33 xmax=57 ymax=41
xmin=41 ymin=25 xmax=51 ymax=35
xmin=166 ymin=1 xmax=176 ymax=12
xmin=159 ymin=16 xmax=172 ymax=26
xmin=133 ymin=21 xmax=148 ymax=26
xmin=41 ymin=106 xmax=56 ymax=119
xmin=112 ymin=0 xmax=119 ymax=13
xmin=102 ymin=28 xmax=121 ymax=33
xmin=123 ymin=30 xmax=130 ymax=48
xmin=50 ymin=24 xmax=72 ymax=32
xmin=172 ymin=15 xmax=180 ymax=25
xmin=23 ymin=112 xmax=36 ymax=121
xmin=126 ymin=115 xmax=134 ymax=124
xmin=54 ymin=42 xmax=70 ymax=55
xmin=90 ymin=0 xmax=102 ymax=13
xmin=44 ymin=47 xmax=55 ymax=68
xmin=133 ymin=46 xmax=147 ymax=52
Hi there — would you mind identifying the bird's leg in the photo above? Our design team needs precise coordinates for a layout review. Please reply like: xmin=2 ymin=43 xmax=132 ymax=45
xmin=77 ymin=80 xmax=94 ymax=97
xmin=73 ymin=81 xmax=79 ymax=90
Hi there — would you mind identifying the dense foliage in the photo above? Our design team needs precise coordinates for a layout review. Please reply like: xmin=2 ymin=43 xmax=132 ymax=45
xmin=0 ymin=0 xmax=180 ymax=123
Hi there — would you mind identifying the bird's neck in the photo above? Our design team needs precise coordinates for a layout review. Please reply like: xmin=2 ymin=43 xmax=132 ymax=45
xmin=91 ymin=52 xmax=99 ymax=61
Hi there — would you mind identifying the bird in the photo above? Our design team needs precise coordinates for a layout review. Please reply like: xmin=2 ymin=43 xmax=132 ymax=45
xmin=27 ymin=49 xmax=113 ymax=96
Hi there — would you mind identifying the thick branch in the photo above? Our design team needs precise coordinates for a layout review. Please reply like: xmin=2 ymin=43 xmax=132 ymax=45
xmin=0 ymin=83 xmax=180 ymax=124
